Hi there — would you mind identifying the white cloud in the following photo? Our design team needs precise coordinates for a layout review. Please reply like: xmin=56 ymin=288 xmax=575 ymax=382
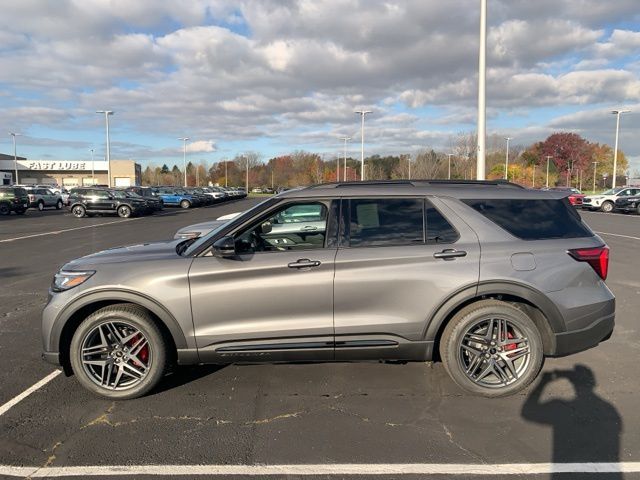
xmin=186 ymin=140 xmax=217 ymax=153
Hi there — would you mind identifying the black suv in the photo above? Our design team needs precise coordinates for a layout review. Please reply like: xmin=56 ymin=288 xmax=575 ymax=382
xmin=125 ymin=187 xmax=164 ymax=212
xmin=0 ymin=186 xmax=29 ymax=215
xmin=68 ymin=188 xmax=148 ymax=218
xmin=614 ymin=194 xmax=640 ymax=214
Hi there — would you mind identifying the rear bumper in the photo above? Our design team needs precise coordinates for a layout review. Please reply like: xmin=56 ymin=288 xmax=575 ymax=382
xmin=551 ymin=313 xmax=614 ymax=357
xmin=42 ymin=351 xmax=60 ymax=365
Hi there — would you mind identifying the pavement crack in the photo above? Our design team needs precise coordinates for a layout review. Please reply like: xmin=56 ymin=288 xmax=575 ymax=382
xmin=82 ymin=402 xmax=118 ymax=428
xmin=440 ymin=422 xmax=486 ymax=463
xmin=245 ymin=411 xmax=303 ymax=425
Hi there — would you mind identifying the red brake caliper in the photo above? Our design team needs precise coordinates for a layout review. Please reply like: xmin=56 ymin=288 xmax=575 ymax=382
xmin=128 ymin=334 xmax=149 ymax=366
xmin=504 ymin=329 xmax=517 ymax=352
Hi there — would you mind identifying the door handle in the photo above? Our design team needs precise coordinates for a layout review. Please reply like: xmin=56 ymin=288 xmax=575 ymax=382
xmin=301 ymin=225 xmax=318 ymax=231
xmin=288 ymin=258 xmax=321 ymax=269
xmin=433 ymin=249 xmax=467 ymax=260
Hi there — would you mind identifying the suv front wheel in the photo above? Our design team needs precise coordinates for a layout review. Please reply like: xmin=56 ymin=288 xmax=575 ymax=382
xmin=70 ymin=304 xmax=167 ymax=399
xmin=440 ymin=299 xmax=544 ymax=397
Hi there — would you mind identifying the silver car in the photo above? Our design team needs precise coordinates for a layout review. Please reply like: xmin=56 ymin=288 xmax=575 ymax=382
xmin=42 ymin=180 xmax=614 ymax=399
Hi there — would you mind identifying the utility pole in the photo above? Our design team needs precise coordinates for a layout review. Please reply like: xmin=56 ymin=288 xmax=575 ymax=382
xmin=340 ymin=136 xmax=351 ymax=182
xmin=545 ymin=156 xmax=552 ymax=188
xmin=504 ymin=137 xmax=511 ymax=180
xmin=592 ymin=161 xmax=598 ymax=193
xmin=447 ymin=154 xmax=453 ymax=180
xmin=476 ymin=0 xmax=487 ymax=180
xmin=611 ymin=109 xmax=630 ymax=188
xmin=90 ymin=148 xmax=94 ymax=184
xmin=354 ymin=110 xmax=372 ymax=180
xmin=96 ymin=111 xmax=114 ymax=187
xmin=178 ymin=137 xmax=189 ymax=187
xmin=9 ymin=132 xmax=21 ymax=185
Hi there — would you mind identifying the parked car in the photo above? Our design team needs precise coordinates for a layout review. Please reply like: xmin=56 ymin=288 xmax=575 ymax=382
xmin=68 ymin=188 xmax=148 ymax=218
xmin=174 ymin=212 xmax=242 ymax=239
xmin=582 ymin=187 xmax=640 ymax=212
xmin=543 ymin=187 xmax=585 ymax=206
xmin=43 ymin=180 xmax=614 ymax=400
xmin=185 ymin=187 xmax=214 ymax=206
xmin=153 ymin=187 xmax=198 ymax=209
xmin=24 ymin=187 xmax=63 ymax=211
xmin=614 ymin=194 xmax=640 ymax=214
xmin=124 ymin=187 xmax=164 ymax=212
xmin=0 ymin=186 xmax=29 ymax=215
xmin=251 ymin=187 xmax=263 ymax=193
xmin=200 ymin=187 xmax=226 ymax=202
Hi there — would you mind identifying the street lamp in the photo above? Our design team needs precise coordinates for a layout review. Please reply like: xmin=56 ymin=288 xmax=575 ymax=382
xmin=476 ymin=0 xmax=487 ymax=180
xmin=9 ymin=132 xmax=21 ymax=185
xmin=96 ymin=111 xmax=114 ymax=187
xmin=545 ymin=156 xmax=552 ymax=188
xmin=178 ymin=137 xmax=189 ymax=187
xmin=340 ymin=136 xmax=351 ymax=182
xmin=611 ymin=109 xmax=630 ymax=188
xmin=90 ymin=148 xmax=95 ymax=184
xmin=592 ymin=161 xmax=598 ymax=193
xmin=504 ymin=137 xmax=511 ymax=180
xmin=354 ymin=110 xmax=372 ymax=180
xmin=224 ymin=159 xmax=228 ymax=187
xmin=447 ymin=154 xmax=454 ymax=180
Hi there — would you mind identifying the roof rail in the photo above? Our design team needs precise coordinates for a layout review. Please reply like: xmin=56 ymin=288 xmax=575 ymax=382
xmin=309 ymin=179 xmax=524 ymax=189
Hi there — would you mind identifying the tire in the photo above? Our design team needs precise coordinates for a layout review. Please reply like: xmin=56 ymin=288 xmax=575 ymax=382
xmin=600 ymin=201 xmax=614 ymax=213
xmin=117 ymin=205 xmax=132 ymax=218
xmin=37 ymin=201 xmax=44 ymax=211
xmin=69 ymin=304 xmax=168 ymax=400
xmin=180 ymin=199 xmax=191 ymax=209
xmin=56 ymin=200 xmax=63 ymax=210
xmin=0 ymin=203 xmax=10 ymax=215
xmin=636 ymin=205 xmax=640 ymax=215
xmin=439 ymin=299 xmax=544 ymax=398
xmin=159 ymin=200 xmax=164 ymax=211
xmin=72 ymin=205 xmax=86 ymax=218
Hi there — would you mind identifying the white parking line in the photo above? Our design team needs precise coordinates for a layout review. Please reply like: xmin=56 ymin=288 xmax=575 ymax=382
xmin=1 ymin=462 xmax=639 ymax=477
xmin=595 ymin=231 xmax=640 ymax=241
xmin=0 ymin=370 xmax=61 ymax=417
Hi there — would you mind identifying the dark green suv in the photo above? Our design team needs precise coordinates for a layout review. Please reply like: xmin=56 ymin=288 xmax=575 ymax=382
xmin=0 ymin=186 xmax=29 ymax=215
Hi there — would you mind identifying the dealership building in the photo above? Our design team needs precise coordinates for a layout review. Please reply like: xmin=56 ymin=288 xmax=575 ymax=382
xmin=0 ymin=154 xmax=141 ymax=187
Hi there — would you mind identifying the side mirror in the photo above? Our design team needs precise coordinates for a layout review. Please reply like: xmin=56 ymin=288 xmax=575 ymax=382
xmin=259 ymin=221 xmax=272 ymax=234
xmin=212 ymin=236 xmax=236 ymax=257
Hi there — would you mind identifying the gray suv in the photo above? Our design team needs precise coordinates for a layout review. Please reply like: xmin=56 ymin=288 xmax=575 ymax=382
xmin=42 ymin=180 xmax=615 ymax=399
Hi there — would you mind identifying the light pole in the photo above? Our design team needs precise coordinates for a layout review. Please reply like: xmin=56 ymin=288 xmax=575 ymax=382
xmin=476 ymin=0 xmax=487 ymax=180
xmin=245 ymin=155 xmax=249 ymax=193
xmin=90 ymin=148 xmax=95 ymax=184
xmin=532 ymin=164 xmax=536 ymax=188
xmin=9 ymin=132 xmax=21 ymax=184
xmin=354 ymin=110 xmax=372 ymax=180
xmin=224 ymin=159 xmax=228 ymax=187
xmin=592 ymin=161 xmax=598 ymax=193
xmin=96 ymin=111 xmax=113 ymax=187
xmin=545 ymin=156 xmax=552 ymax=188
xmin=611 ymin=109 xmax=630 ymax=188
xmin=504 ymin=137 xmax=511 ymax=180
xmin=447 ymin=154 xmax=453 ymax=180
xmin=340 ymin=136 xmax=351 ymax=182
xmin=177 ymin=137 xmax=189 ymax=187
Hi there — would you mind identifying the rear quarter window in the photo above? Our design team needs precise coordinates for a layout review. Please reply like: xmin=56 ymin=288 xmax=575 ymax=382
xmin=463 ymin=198 xmax=592 ymax=240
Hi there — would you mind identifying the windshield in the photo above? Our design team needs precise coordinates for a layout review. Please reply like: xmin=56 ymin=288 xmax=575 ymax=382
xmin=182 ymin=197 xmax=276 ymax=256
xmin=601 ymin=188 xmax=623 ymax=195
xmin=111 ymin=190 xmax=127 ymax=198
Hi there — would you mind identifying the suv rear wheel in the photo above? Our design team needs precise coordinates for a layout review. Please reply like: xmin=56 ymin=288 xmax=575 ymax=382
xmin=69 ymin=304 xmax=167 ymax=400
xmin=0 ymin=203 xmax=9 ymax=215
xmin=56 ymin=199 xmax=63 ymax=210
xmin=180 ymin=199 xmax=191 ymax=209
xmin=117 ymin=205 xmax=132 ymax=218
xmin=72 ymin=205 xmax=86 ymax=218
xmin=37 ymin=200 xmax=45 ymax=211
xmin=440 ymin=299 xmax=543 ymax=397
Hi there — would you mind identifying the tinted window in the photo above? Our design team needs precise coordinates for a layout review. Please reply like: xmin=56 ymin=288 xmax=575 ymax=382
xmin=463 ymin=199 xmax=592 ymax=240
xmin=348 ymin=198 xmax=424 ymax=247
xmin=425 ymin=202 xmax=459 ymax=244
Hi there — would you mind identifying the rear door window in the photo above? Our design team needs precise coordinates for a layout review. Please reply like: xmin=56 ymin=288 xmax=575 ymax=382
xmin=463 ymin=198 xmax=592 ymax=240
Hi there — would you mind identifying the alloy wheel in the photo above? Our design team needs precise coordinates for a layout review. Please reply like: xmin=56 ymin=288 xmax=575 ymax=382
xmin=458 ymin=317 xmax=531 ymax=388
xmin=80 ymin=321 xmax=152 ymax=391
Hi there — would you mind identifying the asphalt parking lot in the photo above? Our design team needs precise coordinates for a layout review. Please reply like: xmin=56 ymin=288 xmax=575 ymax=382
xmin=0 ymin=203 xmax=639 ymax=479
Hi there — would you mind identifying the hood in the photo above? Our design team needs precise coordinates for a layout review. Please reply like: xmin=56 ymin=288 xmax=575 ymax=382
xmin=64 ymin=239 xmax=184 ymax=269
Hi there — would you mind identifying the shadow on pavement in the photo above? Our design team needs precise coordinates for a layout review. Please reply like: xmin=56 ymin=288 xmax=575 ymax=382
xmin=153 ymin=365 xmax=227 ymax=395
xmin=522 ymin=364 xmax=622 ymax=479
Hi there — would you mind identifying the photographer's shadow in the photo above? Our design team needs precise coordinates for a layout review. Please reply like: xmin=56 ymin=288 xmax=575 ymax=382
xmin=522 ymin=365 xmax=622 ymax=479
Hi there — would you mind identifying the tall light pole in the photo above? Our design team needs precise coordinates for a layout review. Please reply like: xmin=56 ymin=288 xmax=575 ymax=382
xmin=354 ymin=110 xmax=372 ymax=180
xmin=592 ymin=161 xmax=598 ymax=193
xmin=504 ymin=137 xmax=511 ymax=180
xmin=532 ymin=164 xmax=536 ymax=188
xmin=178 ymin=137 xmax=189 ymax=187
xmin=546 ymin=156 xmax=552 ymax=188
xmin=611 ymin=109 xmax=630 ymax=188
xmin=447 ymin=154 xmax=454 ymax=180
xmin=224 ymin=159 xmax=228 ymax=187
xmin=245 ymin=155 xmax=249 ymax=192
xmin=90 ymin=148 xmax=95 ymax=184
xmin=96 ymin=111 xmax=113 ymax=187
xmin=476 ymin=0 xmax=487 ymax=180
xmin=340 ymin=136 xmax=351 ymax=182
xmin=9 ymin=132 xmax=21 ymax=185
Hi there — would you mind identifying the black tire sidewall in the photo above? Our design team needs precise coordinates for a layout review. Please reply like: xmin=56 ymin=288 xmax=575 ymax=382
xmin=56 ymin=200 xmax=62 ymax=209
xmin=69 ymin=305 xmax=167 ymax=400
xmin=118 ymin=205 xmax=131 ymax=218
xmin=72 ymin=205 xmax=86 ymax=217
xmin=38 ymin=201 xmax=44 ymax=211
xmin=0 ymin=203 xmax=9 ymax=215
xmin=440 ymin=301 xmax=544 ymax=398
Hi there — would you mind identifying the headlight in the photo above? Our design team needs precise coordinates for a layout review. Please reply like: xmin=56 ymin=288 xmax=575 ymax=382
xmin=52 ymin=270 xmax=95 ymax=292
xmin=175 ymin=231 xmax=201 ymax=239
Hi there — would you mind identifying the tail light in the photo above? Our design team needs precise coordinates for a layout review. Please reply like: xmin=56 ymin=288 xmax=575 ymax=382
xmin=568 ymin=246 xmax=609 ymax=280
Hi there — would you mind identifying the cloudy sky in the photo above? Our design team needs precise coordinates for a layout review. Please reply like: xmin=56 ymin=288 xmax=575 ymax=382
xmin=0 ymin=0 xmax=639 ymax=172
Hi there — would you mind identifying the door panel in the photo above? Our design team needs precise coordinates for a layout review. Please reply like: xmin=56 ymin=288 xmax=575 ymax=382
xmin=333 ymin=197 xmax=480 ymax=360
